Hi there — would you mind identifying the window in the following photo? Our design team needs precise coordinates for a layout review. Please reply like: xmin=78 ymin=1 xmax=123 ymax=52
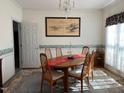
xmin=106 ymin=23 xmax=124 ymax=73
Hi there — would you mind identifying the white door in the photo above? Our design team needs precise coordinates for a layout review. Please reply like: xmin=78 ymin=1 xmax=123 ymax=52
xmin=21 ymin=22 xmax=39 ymax=68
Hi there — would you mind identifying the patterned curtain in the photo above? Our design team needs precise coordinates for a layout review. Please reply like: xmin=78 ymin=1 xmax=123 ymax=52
xmin=106 ymin=12 xmax=124 ymax=27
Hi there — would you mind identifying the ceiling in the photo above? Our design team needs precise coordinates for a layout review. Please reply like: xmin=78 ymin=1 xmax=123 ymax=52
xmin=16 ymin=0 xmax=117 ymax=10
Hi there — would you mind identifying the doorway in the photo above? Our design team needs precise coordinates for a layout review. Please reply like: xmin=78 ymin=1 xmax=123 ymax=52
xmin=13 ymin=21 xmax=21 ymax=71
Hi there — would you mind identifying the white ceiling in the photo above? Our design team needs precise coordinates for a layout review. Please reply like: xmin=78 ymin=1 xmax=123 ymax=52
xmin=16 ymin=0 xmax=117 ymax=10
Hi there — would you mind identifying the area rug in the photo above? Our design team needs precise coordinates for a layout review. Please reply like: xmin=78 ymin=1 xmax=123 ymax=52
xmin=3 ymin=69 xmax=124 ymax=93
xmin=3 ymin=69 xmax=91 ymax=93
xmin=90 ymin=69 xmax=124 ymax=93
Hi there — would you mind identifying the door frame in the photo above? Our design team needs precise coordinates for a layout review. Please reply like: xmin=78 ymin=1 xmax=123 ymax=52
xmin=11 ymin=18 xmax=22 ymax=70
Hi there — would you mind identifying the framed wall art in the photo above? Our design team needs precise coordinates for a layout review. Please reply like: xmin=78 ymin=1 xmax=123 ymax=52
xmin=45 ymin=17 xmax=80 ymax=37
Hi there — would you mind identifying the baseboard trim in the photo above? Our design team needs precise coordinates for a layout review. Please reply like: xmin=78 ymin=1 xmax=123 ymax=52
xmin=105 ymin=64 xmax=124 ymax=78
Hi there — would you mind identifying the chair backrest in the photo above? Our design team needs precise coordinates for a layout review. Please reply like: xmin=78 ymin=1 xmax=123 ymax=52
xmin=81 ymin=53 xmax=90 ymax=77
xmin=56 ymin=48 xmax=62 ymax=57
xmin=82 ymin=46 xmax=89 ymax=56
xmin=40 ymin=53 xmax=48 ymax=73
xmin=40 ymin=53 xmax=52 ymax=80
xmin=45 ymin=48 xmax=52 ymax=59
xmin=89 ymin=50 xmax=96 ymax=71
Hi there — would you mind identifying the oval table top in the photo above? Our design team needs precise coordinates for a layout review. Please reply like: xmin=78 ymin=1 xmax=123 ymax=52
xmin=48 ymin=54 xmax=85 ymax=69
xmin=56 ymin=57 xmax=84 ymax=68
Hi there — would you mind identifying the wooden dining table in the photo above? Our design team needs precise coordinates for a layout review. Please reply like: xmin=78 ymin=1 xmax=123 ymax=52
xmin=48 ymin=54 xmax=85 ymax=93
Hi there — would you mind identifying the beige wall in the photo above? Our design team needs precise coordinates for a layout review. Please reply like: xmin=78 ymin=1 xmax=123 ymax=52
xmin=23 ymin=9 xmax=103 ymax=46
xmin=0 ymin=0 xmax=22 ymax=83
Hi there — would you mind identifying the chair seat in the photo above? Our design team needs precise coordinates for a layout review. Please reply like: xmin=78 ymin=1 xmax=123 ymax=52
xmin=69 ymin=69 xmax=88 ymax=79
xmin=51 ymin=71 xmax=64 ymax=81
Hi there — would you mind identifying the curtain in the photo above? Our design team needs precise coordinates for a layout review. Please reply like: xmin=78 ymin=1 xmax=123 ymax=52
xmin=118 ymin=23 xmax=124 ymax=72
xmin=106 ymin=12 xmax=124 ymax=74
xmin=106 ymin=25 xmax=118 ymax=68
xmin=106 ymin=23 xmax=124 ymax=73
xmin=106 ymin=12 xmax=124 ymax=26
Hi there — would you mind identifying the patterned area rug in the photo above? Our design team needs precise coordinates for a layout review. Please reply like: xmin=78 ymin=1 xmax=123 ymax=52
xmin=90 ymin=69 xmax=122 ymax=89
xmin=3 ymin=69 xmax=124 ymax=93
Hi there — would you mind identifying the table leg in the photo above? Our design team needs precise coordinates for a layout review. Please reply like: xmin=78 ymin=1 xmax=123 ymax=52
xmin=63 ymin=68 xmax=68 ymax=93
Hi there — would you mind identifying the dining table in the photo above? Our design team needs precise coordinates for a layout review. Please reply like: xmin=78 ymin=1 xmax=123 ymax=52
xmin=48 ymin=54 xmax=85 ymax=93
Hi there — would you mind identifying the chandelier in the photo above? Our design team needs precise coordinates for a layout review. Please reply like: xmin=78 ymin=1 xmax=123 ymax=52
xmin=59 ymin=0 xmax=75 ymax=17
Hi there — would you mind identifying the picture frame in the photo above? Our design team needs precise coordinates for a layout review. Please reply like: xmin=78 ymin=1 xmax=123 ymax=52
xmin=45 ymin=17 xmax=80 ymax=37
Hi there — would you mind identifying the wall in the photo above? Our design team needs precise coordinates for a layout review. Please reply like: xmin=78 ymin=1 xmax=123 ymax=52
xmin=103 ymin=0 xmax=124 ymax=19
xmin=103 ymin=0 xmax=124 ymax=77
xmin=23 ymin=9 xmax=103 ymax=58
xmin=23 ymin=9 xmax=103 ymax=46
xmin=0 ymin=0 xmax=22 ymax=84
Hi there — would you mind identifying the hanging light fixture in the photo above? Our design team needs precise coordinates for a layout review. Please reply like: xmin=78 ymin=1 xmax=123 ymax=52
xmin=59 ymin=0 xmax=75 ymax=18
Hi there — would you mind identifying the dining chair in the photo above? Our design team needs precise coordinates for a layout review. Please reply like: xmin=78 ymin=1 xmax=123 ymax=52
xmin=82 ymin=46 xmax=89 ymax=56
xmin=73 ymin=46 xmax=89 ymax=70
xmin=68 ymin=53 xmax=90 ymax=93
xmin=88 ymin=50 xmax=96 ymax=81
xmin=45 ymin=48 xmax=52 ymax=59
xmin=40 ymin=53 xmax=64 ymax=93
xmin=56 ymin=48 xmax=63 ymax=57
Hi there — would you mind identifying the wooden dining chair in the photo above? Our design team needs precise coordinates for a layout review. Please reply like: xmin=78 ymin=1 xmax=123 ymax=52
xmin=73 ymin=46 xmax=89 ymax=70
xmin=82 ymin=46 xmax=89 ymax=56
xmin=45 ymin=48 xmax=52 ymax=59
xmin=68 ymin=53 xmax=90 ymax=93
xmin=40 ymin=53 xmax=64 ymax=93
xmin=88 ymin=50 xmax=96 ymax=81
xmin=56 ymin=48 xmax=63 ymax=57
